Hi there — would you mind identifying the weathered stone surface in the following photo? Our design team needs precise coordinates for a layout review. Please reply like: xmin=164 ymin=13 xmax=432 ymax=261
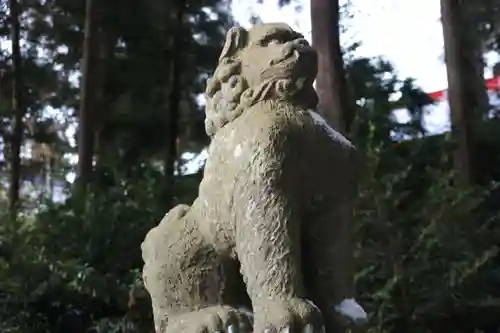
xmin=141 ymin=22 xmax=365 ymax=333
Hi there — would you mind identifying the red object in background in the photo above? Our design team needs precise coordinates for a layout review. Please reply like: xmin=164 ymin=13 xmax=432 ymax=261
xmin=428 ymin=90 xmax=446 ymax=101
xmin=428 ymin=76 xmax=500 ymax=101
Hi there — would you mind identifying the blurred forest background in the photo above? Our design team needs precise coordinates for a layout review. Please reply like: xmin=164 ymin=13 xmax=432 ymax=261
xmin=0 ymin=0 xmax=499 ymax=332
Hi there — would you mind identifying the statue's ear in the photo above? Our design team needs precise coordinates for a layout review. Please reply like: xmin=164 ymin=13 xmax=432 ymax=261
xmin=219 ymin=26 xmax=248 ymax=61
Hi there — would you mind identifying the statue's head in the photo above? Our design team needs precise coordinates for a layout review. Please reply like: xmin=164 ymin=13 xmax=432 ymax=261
xmin=204 ymin=23 xmax=319 ymax=137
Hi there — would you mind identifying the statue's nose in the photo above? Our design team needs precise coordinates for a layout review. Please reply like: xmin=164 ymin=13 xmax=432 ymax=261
xmin=294 ymin=38 xmax=309 ymax=47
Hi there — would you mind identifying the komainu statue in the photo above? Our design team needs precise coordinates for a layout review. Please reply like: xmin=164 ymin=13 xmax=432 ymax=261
xmin=141 ymin=23 xmax=367 ymax=333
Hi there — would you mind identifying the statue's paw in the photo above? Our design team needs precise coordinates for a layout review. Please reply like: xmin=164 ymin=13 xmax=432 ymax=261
xmin=253 ymin=298 xmax=325 ymax=333
xmin=165 ymin=305 xmax=252 ymax=333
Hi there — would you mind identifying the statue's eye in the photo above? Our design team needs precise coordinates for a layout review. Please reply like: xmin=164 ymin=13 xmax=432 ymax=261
xmin=266 ymin=39 xmax=280 ymax=45
xmin=260 ymin=36 xmax=286 ymax=46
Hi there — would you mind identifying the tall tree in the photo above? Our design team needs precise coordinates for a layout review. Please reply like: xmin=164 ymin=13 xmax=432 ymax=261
xmin=310 ymin=1 xmax=356 ymax=332
xmin=440 ymin=0 xmax=486 ymax=187
xmin=8 ymin=0 xmax=23 ymax=216
xmin=76 ymin=0 xmax=100 ymax=192
xmin=310 ymin=0 xmax=352 ymax=135
xmin=163 ymin=0 xmax=186 ymax=207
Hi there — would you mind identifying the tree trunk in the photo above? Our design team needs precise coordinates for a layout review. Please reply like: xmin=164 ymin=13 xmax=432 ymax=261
xmin=440 ymin=0 xmax=484 ymax=187
xmin=76 ymin=0 xmax=100 ymax=193
xmin=94 ymin=30 xmax=114 ymax=172
xmin=8 ymin=0 xmax=24 ymax=217
xmin=310 ymin=0 xmax=352 ymax=135
xmin=310 ymin=1 xmax=356 ymax=332
xmin=163 ymin=0 xmax=185 ymax=207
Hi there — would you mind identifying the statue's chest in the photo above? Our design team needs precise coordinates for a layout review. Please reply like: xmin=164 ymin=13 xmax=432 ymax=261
xmin=198 ymin=128 xmax=254 ymax=216
xmin=198 ymin=145 xmax=240 ymax=212
xmin=194 ymin=143 xmax=245 ymax=248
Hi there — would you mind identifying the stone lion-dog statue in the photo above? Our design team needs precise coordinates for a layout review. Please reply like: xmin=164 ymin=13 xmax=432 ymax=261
xmin=141 ymin=22 xmax=367 ymax=333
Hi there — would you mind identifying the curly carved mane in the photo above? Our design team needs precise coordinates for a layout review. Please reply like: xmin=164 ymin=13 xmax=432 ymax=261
xmin=204 ymin=26 xmax=319 ymax=137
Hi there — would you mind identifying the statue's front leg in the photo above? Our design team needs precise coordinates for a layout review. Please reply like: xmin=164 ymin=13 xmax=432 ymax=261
xmin=233 ymin=164 xmax=325 ymax=333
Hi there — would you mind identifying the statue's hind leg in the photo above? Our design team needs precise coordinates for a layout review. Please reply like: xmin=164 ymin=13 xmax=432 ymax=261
xmin=141 ymin=205 xmax=252 ymax=333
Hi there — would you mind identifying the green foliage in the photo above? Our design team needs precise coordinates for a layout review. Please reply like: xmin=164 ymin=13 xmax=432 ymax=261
xmin=0 ymin=172 xmax=154 ymax=332
xmin=346 ymin=57 xmax=431 ymax=149
xmin=0 ymin=162 xmax=204 ymax=332
xmin=354 ymin=139 xmax=500 ymax=333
